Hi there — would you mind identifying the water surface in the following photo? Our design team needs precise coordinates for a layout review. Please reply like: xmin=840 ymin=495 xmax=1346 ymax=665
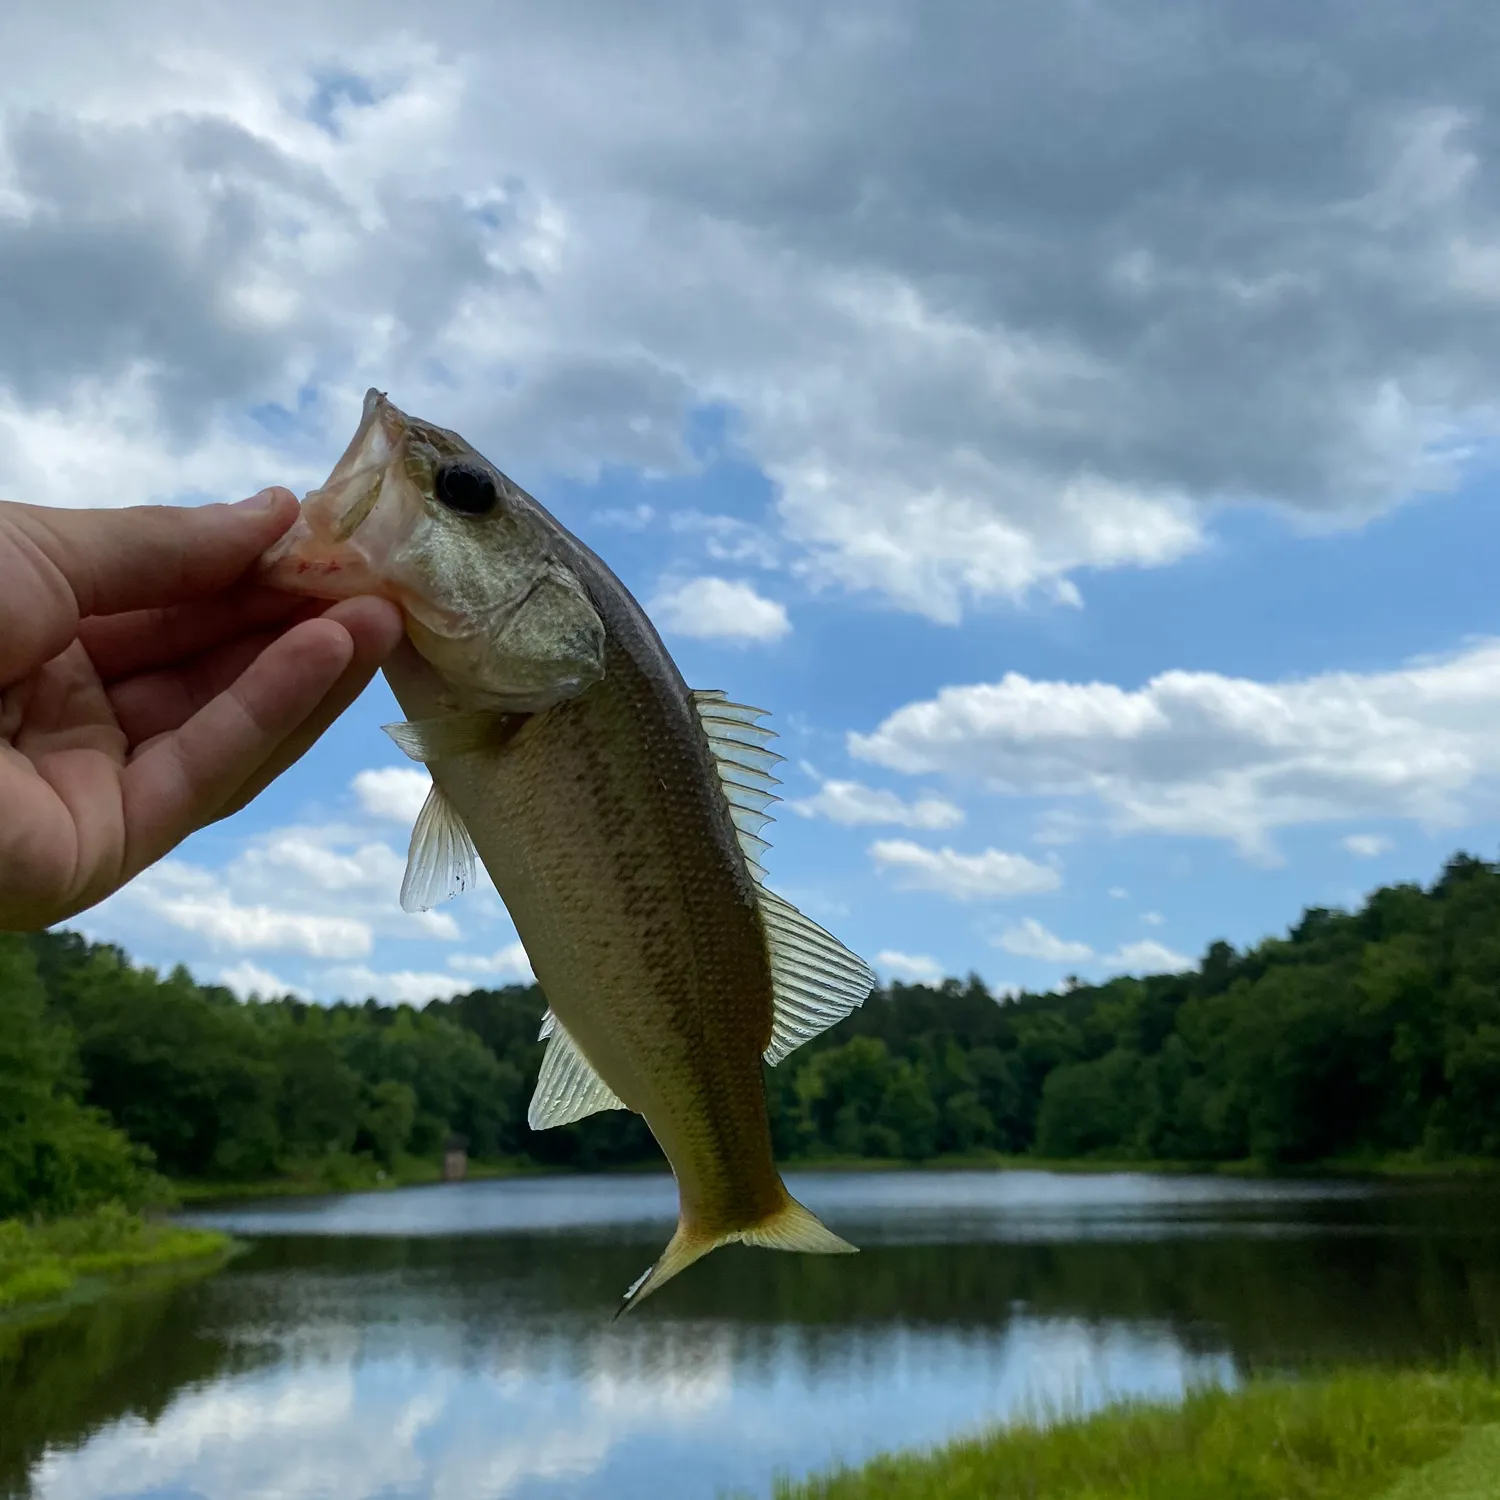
xmin=5 ymin=1169 xmax=1499 ymax=1499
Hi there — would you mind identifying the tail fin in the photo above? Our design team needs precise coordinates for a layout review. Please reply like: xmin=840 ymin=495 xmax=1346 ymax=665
xmin=614 ymin=1192 xmax=857 ymax=1319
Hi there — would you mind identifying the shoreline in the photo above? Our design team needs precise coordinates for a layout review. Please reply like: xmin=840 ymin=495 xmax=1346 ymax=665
xmin=0 ymin=1210 xmax=236 ymax=1329
xmin=169 ymin=1148 xmax=1500 ymax=1208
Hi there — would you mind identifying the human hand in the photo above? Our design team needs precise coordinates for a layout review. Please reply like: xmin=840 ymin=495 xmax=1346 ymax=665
xmin=0 ymin=488 xmax=404 ymax=931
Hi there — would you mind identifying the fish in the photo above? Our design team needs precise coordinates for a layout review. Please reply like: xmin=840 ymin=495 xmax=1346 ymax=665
xmin=260 ymin=388 xmax=876 ymax=1312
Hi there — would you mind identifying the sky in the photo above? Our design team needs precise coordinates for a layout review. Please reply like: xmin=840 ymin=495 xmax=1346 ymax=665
xmin=10 ymin=0 xmax=1500 ymax=1004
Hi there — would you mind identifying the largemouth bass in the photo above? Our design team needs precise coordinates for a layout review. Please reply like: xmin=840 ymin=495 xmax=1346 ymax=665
xmin=261 ymin=389 xmax=875 ymax=1312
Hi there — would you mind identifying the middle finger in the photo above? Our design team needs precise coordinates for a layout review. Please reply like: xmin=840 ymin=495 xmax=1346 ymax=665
xmin=81 ymin=584 xmax=319 ymax=682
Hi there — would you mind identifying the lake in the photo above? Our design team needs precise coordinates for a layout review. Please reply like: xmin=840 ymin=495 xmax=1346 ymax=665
xmin=5 ymin=1169 xmax=1500 ymax=1499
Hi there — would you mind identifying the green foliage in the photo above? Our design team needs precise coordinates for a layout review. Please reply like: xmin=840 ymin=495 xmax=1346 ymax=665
xmin=0 ymin=936 xmax=162 ymax=1218
xmin=770 ymin=1369 xmax=1500 ymax=1500
xmin=0 ymin=1204 xmax=228 ymax=1309
xmin=8 ymin=848 xmax=1500 ymax=1213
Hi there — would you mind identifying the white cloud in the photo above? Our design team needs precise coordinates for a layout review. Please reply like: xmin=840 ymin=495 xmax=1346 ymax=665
xmin=1108 ymin=887 xmax=1129 ymax=900
xmin=92 ymin=822 xmax=467 ymax=985
xmin=790 ymin=779 xmax=964 ymax=829
xmin=320 ymin=965 xmax=476 ymax=1005
xmin=6 ymin=8 xmax=1500 ymax=625
xmin=353 ymin=767 xmax=431 ymax=824
xmin=1141 ymin=911 xmax=1165 ymax=926
xmin=875 ymin=950 xmax=946 ymax=984
xmin=852 ymin=640 xmax=1500 ymax=857
xmin=1343 ymin=833 xmax=1392 ymax=857
xmin=137 ymin=877 xmax=373 ymax=958
xmin=667 ymin=510 xmax=780 ymax=568
xmin=994 ymin=918 xmax=1094 ymax=964
xmin=448 ymin=944 xmax=535 ymax=982
xmin=649 ymin=576 xmax=791 ymax=643
xmin=219 ymin=961 xmax=308 ymax=1000
xmin=869 ymin=840 xmax=1061 ymax=900
xmin=1101 ymin=940 xmax=1194 ymax=975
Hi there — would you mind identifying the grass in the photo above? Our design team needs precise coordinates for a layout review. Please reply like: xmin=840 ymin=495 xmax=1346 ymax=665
xmin=766 ymin=1369 xmax=1500 ymax=1500
xmin=0 ymin=1203 xmax=231 ymax=1313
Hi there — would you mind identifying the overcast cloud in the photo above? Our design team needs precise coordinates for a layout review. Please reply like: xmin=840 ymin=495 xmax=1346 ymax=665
xmin=7 ymin=3 xmax=1500 ymax=620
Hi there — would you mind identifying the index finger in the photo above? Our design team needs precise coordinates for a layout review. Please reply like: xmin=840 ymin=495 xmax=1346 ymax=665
xmin=0 ymin=488 xmax=300 ymax=685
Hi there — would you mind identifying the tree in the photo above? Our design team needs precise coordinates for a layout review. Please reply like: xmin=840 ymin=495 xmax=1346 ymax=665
xmin=359 ymin=1081 xmax=417 ymax=1168
xmin=0 ymin=935 xmax=158 ymax=1216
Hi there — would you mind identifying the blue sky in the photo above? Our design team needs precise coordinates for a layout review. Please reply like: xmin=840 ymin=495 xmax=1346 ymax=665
xmin=10 ymin=2 xmax=1500 ymax=1002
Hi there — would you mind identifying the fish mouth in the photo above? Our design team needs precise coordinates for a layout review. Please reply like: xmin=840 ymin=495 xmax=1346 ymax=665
xmin=260 ymin=388 xmax=415 ymax=602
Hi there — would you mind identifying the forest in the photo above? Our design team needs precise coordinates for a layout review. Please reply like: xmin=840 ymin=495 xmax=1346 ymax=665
xmin=6 ymin=850 xmax=1500 ymax=1219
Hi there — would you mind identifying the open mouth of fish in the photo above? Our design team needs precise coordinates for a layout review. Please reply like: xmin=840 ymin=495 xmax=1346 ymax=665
xmin=259 ymin=390 xmax=418 ymax=604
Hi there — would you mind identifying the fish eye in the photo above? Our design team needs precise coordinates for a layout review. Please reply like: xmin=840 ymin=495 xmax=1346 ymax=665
xmin=434 ymin=461 xmax=500 ymax=516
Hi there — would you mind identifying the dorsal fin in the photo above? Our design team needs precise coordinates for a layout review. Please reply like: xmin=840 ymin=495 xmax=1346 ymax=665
xmin=690 ymin=689 xmax=783 ymax=884
xmin=689 ymin=688 xmax=874 ymax=1062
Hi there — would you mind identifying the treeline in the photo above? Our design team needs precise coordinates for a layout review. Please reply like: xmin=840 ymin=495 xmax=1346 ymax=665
xmin=5 ymin=850 xmax=1500 ymax=1216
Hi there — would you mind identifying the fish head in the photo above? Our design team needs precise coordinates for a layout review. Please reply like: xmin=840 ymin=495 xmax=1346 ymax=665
xmin=261 ymin=389 xmax=604 ymax=707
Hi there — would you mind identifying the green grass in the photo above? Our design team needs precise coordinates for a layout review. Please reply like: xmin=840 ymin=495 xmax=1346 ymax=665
xmin=0 ymin=1203 xmax=230 ymax=1313
xmin=767 ymin=1370 xmax=1500 ymax=1500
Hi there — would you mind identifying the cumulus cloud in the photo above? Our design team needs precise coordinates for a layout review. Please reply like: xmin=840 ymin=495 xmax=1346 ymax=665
xmin=1141 ymin=911 xmax=1165 ymax=926
xmin=353 ymin=767 xmax=430 ymax=824
xmin=667 ymin=510 xmax=780 ymax=568
xmin=1343 ymin=833 xmax=1393 ymax=857
xmin=320 ymin=964 xmax=476 ymax=1005
xmin=869 ymin=840 xmax=1061 ymax=900
xmin=994 ymin=918 xmax=1094 ymax=965
xmin=875 ymin=949 xmax=946 ymax=984
xmin=1101 ymin=940 xmax=1194 ymax=976
xmin=448 ymin=944 xmax=535 ymax=983
xmin=127 ymin=869 xmax=373 ymax=958
xmin=790 ymin=779 xmax=963 ymax=829
xmin=91 ymin=822 xmax=463 ymax=971
xmin=648 ymin=576 xmax=791 ymax=643
xmin=6 ymin=4 xmax=1500 ymax=621
xmin=852 ymin=640 xmax=1500 ymax=857
xmin=219 ymin=961 xmax=308 ymax=1000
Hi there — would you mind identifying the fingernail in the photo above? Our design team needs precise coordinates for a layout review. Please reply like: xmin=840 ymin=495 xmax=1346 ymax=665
xmin=233 ymin=488 xmax=285 ymax=513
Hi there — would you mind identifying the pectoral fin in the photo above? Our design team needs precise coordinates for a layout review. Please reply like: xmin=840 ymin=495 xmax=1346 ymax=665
xmin=400 ymin=781 xmax=478 ymax=912
xmin=383 ymin=712 xmax=524 ymax=763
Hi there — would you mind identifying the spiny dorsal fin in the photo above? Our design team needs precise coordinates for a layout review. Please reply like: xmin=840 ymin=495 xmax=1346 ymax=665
xmin=528 ymin=1010 xmax=629 ymax=1129
xmin=690 ymin=689 xmax=783 ymax=884
xmin=688 ymin=688 xmax=874 ymax=1063
xmin=758 ymin=890 xmax=876 ymax=1066
xmin=400 ymin=781 xmax=478 ymax=912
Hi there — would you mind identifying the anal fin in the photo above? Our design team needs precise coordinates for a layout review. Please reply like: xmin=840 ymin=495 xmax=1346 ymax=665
xmin=758 ymin=890 xmax=876 ymax=1066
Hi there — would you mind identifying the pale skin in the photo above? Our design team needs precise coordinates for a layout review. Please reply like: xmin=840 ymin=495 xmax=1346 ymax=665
xmin=0 ymin=487 xmax=403 ymax=931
